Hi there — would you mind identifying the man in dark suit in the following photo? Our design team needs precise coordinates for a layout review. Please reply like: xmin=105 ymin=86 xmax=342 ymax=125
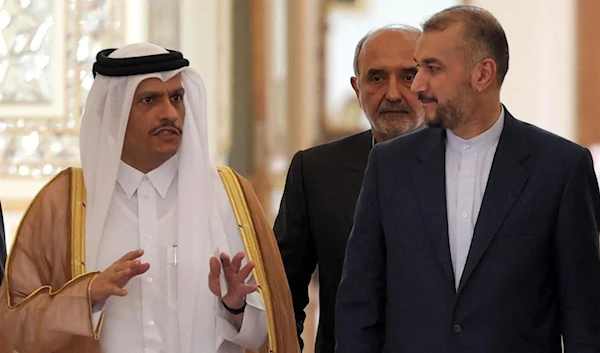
xmin=0 ymin=201 xmax=7 ymax=284
xmin=274 ymin=25 xmax=425 ymax=353
xmin=335 ymin=5 xmax=600 ymax=353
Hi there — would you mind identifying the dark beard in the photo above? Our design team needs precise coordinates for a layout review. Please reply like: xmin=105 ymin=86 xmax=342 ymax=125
xmin=427 ymin=113 xmax=445 ymax=129
xmin=426 ymin=100 xmax=465 ymax=130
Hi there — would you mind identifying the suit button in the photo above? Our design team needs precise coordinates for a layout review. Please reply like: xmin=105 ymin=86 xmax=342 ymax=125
xmin=453 ymin=324 xmax=462 ymax=333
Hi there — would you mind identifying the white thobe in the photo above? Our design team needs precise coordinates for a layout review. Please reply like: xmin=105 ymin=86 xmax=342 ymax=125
xmin=93 ymin=156 xmax=267 ymax=352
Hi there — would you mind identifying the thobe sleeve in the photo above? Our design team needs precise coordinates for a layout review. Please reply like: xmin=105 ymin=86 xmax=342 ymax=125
xmin=0 ymin=173 xmax=102 ymax=353
xmin=215 ymin=278 xmax=268 ymax=349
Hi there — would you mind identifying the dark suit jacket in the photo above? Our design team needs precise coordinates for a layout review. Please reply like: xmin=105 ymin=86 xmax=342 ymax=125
xmin=274 ymin=130 xmax=373 ymax=353
xmin=336 ymin=111 xmax=600 ymax=353
xmin=0 ymin=201 xmax=7 ymax=284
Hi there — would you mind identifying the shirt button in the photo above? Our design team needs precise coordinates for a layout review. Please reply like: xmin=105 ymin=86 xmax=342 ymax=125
xmin=142 ymin=195 xmax=148 ymax=200
xmin=462 ymin=212 xmax=468 ymax=218
xmin=143 ymin=176 xmax=148 ymax=180
xmin=465 ymin=171 xmax=471 ymax=176
xmin=453 ymin=324 xmax=462 ymax=333
xmin=464 ymin=144 xmax=471 ymax=150
xmin=148 ymin=320 xmax=155 ymax=326
xmin=147 ymin=277 xmax=153 ymax=283
xmin=146 ymin=235 xmax=152 ymax=240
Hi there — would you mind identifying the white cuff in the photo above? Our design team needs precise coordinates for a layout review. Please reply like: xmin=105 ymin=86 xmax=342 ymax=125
xmin=216 ymin=292 xmax=267 ymax=349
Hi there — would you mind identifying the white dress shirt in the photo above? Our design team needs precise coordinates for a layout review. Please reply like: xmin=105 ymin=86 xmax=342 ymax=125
xmin=445 ymin=108 xmax=504 ymax=289
xmin=96 ymin=156 xmax=180 ymax=353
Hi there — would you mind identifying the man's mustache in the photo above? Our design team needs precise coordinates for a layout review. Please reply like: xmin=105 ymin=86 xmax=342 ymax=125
xmin=149 ymin=121 xmax=182 ymax=135
xmin=418 ymin=93 xmax=437 ymax=103
xmin=378 ymin=101 xmax=410 ymax=114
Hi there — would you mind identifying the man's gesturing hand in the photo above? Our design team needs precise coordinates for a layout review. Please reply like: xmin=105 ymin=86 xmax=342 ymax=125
xmin=90 ymin=249 xmax=150 ymax=305
xmin=208 ymin=252 xmax=258 ymax=311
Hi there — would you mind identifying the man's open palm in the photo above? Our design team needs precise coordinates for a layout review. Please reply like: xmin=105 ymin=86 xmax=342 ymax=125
xmin=208 ymin=252 xmax=258 ymax=310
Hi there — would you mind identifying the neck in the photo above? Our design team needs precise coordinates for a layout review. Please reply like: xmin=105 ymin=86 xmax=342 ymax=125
xmin=450 ymin=98 xmax=502 ymax=140
xmin=121 ymin=156 xmax=171 ymax=174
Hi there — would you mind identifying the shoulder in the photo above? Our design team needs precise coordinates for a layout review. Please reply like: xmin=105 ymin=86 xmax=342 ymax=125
xmin=516 ymin=119 xmax=583 ymax=151
xmin=507 ymin=115 xmax=587 ymax=169
xmin=216 ymin=166 xmax=256 ymax=199
xmin=374 ymin=127 xmax=436 ymax=159
xmin=285 ymin=130 xmax=372 ymax=179
xmin=31 ymin=169 xmax=74 ymax=210
xmin=299 ymin=130 xmax=372 ymax=162
xmin=13 ymin=168 xmax=73 ymax=242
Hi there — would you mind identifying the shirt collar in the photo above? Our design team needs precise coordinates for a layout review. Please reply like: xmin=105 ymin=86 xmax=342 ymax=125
xmin=446 ymin=106 xmax=505 ymax=152
xmin=117 ymin=155 xmax=178 ymax=200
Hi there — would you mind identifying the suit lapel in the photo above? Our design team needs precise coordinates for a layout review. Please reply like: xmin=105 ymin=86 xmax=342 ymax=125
xmin=337 ymin=130 xmax=373 ymax=227
xmin=457 ymin=114 xmax=531 ymax=293
xmin=411 ymin=129 xmax=455 ymax=282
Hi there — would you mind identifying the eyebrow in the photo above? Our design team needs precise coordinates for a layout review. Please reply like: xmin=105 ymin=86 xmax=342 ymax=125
xmin=415 ymin=57 xmax=443 ymax=66
xmin=401 ymin=67 xmax=418 ymax=75
xmin=366 ymin=68 xmax=386 ymax=77
xmin=135 ymin=86 xmax=185 ymax=99
xmin=366 ymin=67 xmax=418 ymax=77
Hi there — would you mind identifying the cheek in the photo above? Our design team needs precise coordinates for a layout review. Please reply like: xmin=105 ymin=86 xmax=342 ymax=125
xmin=178 ymin=106 xmax=185 ymax=122
xmin=405 ymin=92 xmax=421 ymax=108
xmin=362 ymin=90 xmax=382 ymax=111
xmin=125 ymin=114 xmax=150 ymax=145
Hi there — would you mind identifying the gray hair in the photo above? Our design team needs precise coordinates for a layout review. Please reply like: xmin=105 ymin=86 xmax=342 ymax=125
xmin=353 ymin=24 xmax=422 ymax=77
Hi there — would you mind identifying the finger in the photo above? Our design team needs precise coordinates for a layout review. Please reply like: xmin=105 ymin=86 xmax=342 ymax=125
xmin=129 ymin=262 xmax=151 ymax=277
xmin=241 ymin=283 xmax=259 ymax=295
xmin=114 ymin=259 xmax=142 ymax=273
xmin=111 ymin=286 xmax=128 ymax=297
xmin=229 ymin=252 xmax=245 ymax=273
xmin=109 ymin=268 xmax=132 ymax=283
xmin=208 ymin=257 xmax=221 ymax=281
xmin=220 ymin=253 xmax=231 ymax=268
xmin=237 ymin=261 xmax=256 ymax=281
xmin=119 ymin=249 xmax=144 ymax=262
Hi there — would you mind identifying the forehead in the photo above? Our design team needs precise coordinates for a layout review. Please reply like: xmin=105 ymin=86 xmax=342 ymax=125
xmin=134 ymin=73 xmax=183 ymax=93
xmin=414 ymin=23 xmax=466 ymax=62
xmin=359 ymin=30 xmax=417 ymax=70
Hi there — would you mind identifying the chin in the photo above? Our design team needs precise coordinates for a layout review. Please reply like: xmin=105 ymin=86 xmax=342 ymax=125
xmin=426 ymin=116 xmax=444 ymax=129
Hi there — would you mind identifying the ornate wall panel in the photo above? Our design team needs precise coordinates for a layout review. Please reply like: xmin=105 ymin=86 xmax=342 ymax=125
xmin=0 ymin=0 xmax=125 ymax=178
xmin=0 ymin=0 xmax=126 ymax=248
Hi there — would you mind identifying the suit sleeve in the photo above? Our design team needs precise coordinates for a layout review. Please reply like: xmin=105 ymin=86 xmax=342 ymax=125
xmin=273 ymin=151 xmax=317 ymax=349
xmin=555 ymin=148 xmax=600 ymax=352
xmin=335 ymin=146 xmax=386 ymax=353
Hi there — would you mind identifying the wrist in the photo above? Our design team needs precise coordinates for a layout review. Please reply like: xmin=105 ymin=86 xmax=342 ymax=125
xmin=222 ymin=299 xmax=246 ymax=315
xmin=89 ymin=273 xmax=103 ymax=305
